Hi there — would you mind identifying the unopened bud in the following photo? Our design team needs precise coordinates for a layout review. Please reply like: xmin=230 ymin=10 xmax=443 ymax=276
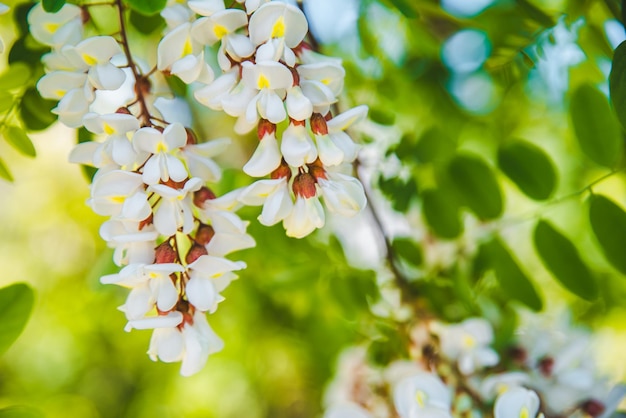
xmin=324 ymin=112 xmax=333 ymax=121
xmin=185 ymin=128 xmax=197 ymax=145
xmin=155 ymin=241 xmax=177 ymax=264
xmin=507 ymin=346 xmax=527 ymax=364
xmin=293 ymin=172 xmax=317 ymax=198
xmin=116 ymin=107 xmax=132 ymax=115
xmin=195 ymin=223 xmax=215 ymax=246
xmin=538 ymin=356 xmax=554 ymax=377
xmin=186 ymin=243 xmax=208 ymax=264
xmin=290 ymin=118 xmax=306 ymax=127
xmin=271 ymin=160 xmax=292 ymax=180
xmin=308 ymin=162 xmax=327 ymax=180
xmin=193 ymin=187 xmax=216 ymax=208
xmin=310 ymin=113 xmax=328 ymax=135
xmin=257 ymin=119 xmax=276 ymax=140
xmin=581 ymin=399 xmax=605 ymax=417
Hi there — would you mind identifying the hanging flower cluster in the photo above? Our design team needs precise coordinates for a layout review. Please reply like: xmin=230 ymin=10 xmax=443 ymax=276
xmin=27 ymin=0 xmax=368 ymax=376
xmin=322 ymin=318 xmax=625 ymax=418
xmin=156 ymin=0 xmax=368 ymax=238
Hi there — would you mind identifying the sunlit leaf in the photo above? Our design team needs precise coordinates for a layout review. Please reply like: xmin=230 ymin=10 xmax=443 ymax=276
xmin=448 ymin=153 xmax=503 ymax=220
xmin=497 ymin=139 xmax=556 ymax=200
xmin=392 ymin=237 xmax=422 ymax=267
xmin=0 ymin=93 xmax=15 ymax=114
xmin=0 ymin=157 xmax=13 ymax=182
xmin=421 ymin=188 xmax=463 ymax=239
xmin=482 ymin=238 xmax=543 ymax=311
xmin=124 ymin=0 xmax=167 ymax=16
xmin=0 ymin=63 xmax=32 ymax=91
xmin=42 ymin=0 xmax=66 ymax=13
xmin=533 ymin=220 xmax=598 ymax=300
xmin=589 ymin=194 xmax=626 ymax=276
xmin=382 ymin=0 xmax=418 ymax=18
xmin=3 ymin=126 xmax=36 ymax=157
xmin=0 ymin=283 xmax=35 ymax=356
xmin=369 ymin=108 xmax=396 ymax=125
xmin=571 ymin=83 xmax=623 ymax=168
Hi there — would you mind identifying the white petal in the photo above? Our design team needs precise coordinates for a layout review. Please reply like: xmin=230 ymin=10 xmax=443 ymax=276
xmin=242 ymin=133 xmax=281 ymax=177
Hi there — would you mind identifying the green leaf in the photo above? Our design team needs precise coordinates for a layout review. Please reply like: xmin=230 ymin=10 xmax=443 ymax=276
xmin=20 ymin=88 xmax=57 ymax=131
xmin=0 ymin=63 xmax=32 ymax=91
xmin=129 ymin=9 xmax=165 ymax=34
xmin=369 ymin=108 xmax=396 ymax=125
xmin=0 ymin=157 xmax=13 ymax=182
xmin=0 ymin=93 xmax=15 ymax=114
xmin=42 ymin=0 xmax=66 ymax=13
xmin=124 ymin=0 xmax=167 ymax=16
xmin=533 ymin=220 xmax=598 ymax=300
xmin=610 ymin=41 xmax=626 ymax=131
xmin=448 ymin=153 xmax=503 ymax=220
xmin=3 ymin=126 xmax=36 ymax=157
xmin=0 ymin=283 xmax=35 ymax=356
xmin=497 ymin=139 xmax=557 ymax=200
xmin=414 ymin=127 xmax=455 ymax=164
xmin=571 ymin=83 xmax=623 ymax=168
xmin=8 ymin=36 xmax=48 ymax=67
xmin=0 ymin=406 xmax=43 ymax=418
xmin=482 ymin=238 xmax=543 ymax=311
xmin=421 ymin=188 xmax=463 ymax=239
xmin=392 ymin=237 xmax=422 ymax=267
xmin=382 ymin=0 xmax=418 ymax=18
xmin=589 ymin=194 xmax=626 ymax=276
xmin=378 ymin=176 xmax=417 ymax=212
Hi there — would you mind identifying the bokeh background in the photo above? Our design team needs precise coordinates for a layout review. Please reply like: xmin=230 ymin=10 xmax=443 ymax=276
xmin=3 ymin=0 xmax=626 ymax=417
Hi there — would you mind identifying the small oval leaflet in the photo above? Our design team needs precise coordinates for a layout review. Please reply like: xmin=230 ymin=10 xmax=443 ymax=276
xmin=448 ymin=153 xmax=503 ymax=220
xmin=589 ymin=194 xmax=626 ymax=276
xmin=421 ymin=188 xmax=463 ymax=239
xmin=42 ymin=0 xmax=66 ymax=13
xmin=533 ymin=220 xmax=598 ymax=300
xmin=4 ymin=126 xmax=36 ymax=157
xmin=482 ymin=238 xmax=543 ymax=312
xmin=498 ymin=139 xmax=557 ymax=200
xmin=571 ymin=83 xmax=623 ymax=168
xmin=0 ymin=283 xmax=35 ymax=356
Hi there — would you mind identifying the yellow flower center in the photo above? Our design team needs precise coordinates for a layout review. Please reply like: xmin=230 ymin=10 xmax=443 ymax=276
xmin=44 ymin=22 xmax=60 ymax=34
xmin=463 ymin=334 xmax=476 ymax=348
xmin=156 ymin=142 xmax=168 ymax=153
xmin=415 ymin=390 xmax=427 ymax=408
xmin=103 ymin=123 xmax=115 ymax=135
xmin=257 ymin=74 xmax=271 ymax=90
xmin=519 ymin=407 xmax=529 ymax=418
xmin=182 ymin=38 xmax=193 ymax=56
xmin=271 ymin=16 xmax=286 ymax=38
xmin=82 ymin=53 xmax=98 ymax=66
xmin=213 ymin=24 xmax=229 ymax=40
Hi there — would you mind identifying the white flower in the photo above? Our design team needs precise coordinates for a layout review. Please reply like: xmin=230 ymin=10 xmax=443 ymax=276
xmin=318 ymin=172 xmax=366 ymax=217
xmin=82 ymin=113 xmax=142 ymax=167
xmin=202 ymin=210 xmax=256 ymax=256
xmin=242 ymin=129 xmax=282 ymax=177
xmin=88 ymin=170 xmax=149 ymax=218
xmin=191 ymin=9 xmax=254 ymax=70
xmin=239 ymin=177 xmax=294 ymax=226
xmin=393 ymin=373 xmax=453 ymax=418
xmin=149 ymin=177 xmax=203 ymax=236
xmin=181 ymin=137 xmax=230 ymax=182
xmin=283 ymin=195 xmax=325 ymax=239
xmin=51 ymin=87 xmax=92 ymax=128
xmin=133 ymin=123 xmax=189 ymax=185
xmin=126 ymin=311 xmax=183 ymax=331
xmin=480 ymin=372 xmax=531 ymax=401
xmin=285 ymin=85 xmax=313 ymax=121
xmin=74 ymin=36 xmax=127 ymax=90
xmin=434 ymin=317 xmax=499 ymax=375
xmin=325 ymin=106 xmax=368 ymax=163
xmin=298 ymin=61 xmax=345 ymax=114
xmin=147 ymin=311 xmax=224 ymax=376
xmin=99 ymin=220 xmax=158 ymax=266
xmin=241 ymin=61 xmax=293 ymax=124
xmin=280 ymin=122 xmax=317 ymax=167
xmin=248 ymin=2 xmax=307 ymax=66
xmin=158 ymin=23 xmax=214 ymax=84
xmin=161 ymin=3 xmax=195 ymax=30
xmin=188 ymin=0 xmax=225 ymax=16
xmin=493 ymin=387 xmax=542 ymax=418
xmin=186 ymin=255 xmax=246 ymax=312
xmin=28 ymin=3 xmax=83 ymax=48
xmin=194 ymin=68 xmax=240 ymax=111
